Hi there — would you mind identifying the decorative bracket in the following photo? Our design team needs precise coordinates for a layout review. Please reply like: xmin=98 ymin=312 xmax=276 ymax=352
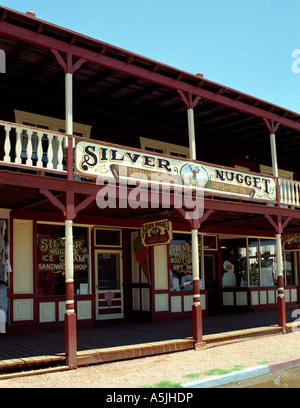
xmin=39 ymin=189 xmax=95 ymax=220
xmin=51 ymin=49 xmax=86 ymax=74
xmin=265 ymin=214 xmax=291 ymax=234
xmin=263 ymin=118 xmax=280 ymax=134
xmin=177 ymin=90 xmax=201 ymax=110
xmin=176 ymin=208 xmax=213 ymax=231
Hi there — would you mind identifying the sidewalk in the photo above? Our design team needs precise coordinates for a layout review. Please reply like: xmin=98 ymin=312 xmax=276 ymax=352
xmin=182 ymin=355 xmax=300 ymax=388
xmin=1 ymin=326 xmax=300 ymax=388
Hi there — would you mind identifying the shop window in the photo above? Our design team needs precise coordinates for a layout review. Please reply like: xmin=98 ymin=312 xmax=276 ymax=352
xmin=221 ymin=238 xmax=247 ymax=288
xmin=284 ymin=252 xmax=296 ymax=285
xmin=94 ymin=228 xmax=121 ymax=247
xmin=169 ymin=234 xmax=193 ymax=291
xmin=169 ymin=233 xmax=204 ymax=292
xmin=221 ymin=237 xmax=295 ymax=288
xmin=248 ymin=238 xmax=260 ymax=287
xmin=259 ymin=239 xmax=276 ymax=287
xmin=37 ymin=224 xmax=89 ymax=296
xmin=203 ymin=235 xmax=217 ymax=250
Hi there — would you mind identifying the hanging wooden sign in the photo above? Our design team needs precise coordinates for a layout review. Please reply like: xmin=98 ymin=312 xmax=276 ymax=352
xmin=282 ymin=234 xmax=300 ymax=251
xmin=141 ymin=219 xmax=173 ymax=247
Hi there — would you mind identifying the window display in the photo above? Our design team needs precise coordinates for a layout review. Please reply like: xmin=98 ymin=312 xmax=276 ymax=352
xmin=284 ymin=252 xmax=295 ymax=285
xmin=260 ymin=239 xmax=276 ymax=287
xmin=169 ymin=234 xmax=204 ymax=291
xmin=37 ymin=224 xmax=89 ymax=296
xmin=221 ymin=238 xmax=247 ymax=287
xmin=221 ymin=236 xmax=295 ymax=288
xmin=248 ymin=239 xmax=260 ymax=286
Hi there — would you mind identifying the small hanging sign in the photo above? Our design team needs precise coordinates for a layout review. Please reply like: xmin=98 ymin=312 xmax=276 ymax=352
xmin=282 ymin=234 xmax=300 ymax=252
xmin=141 ymin=219 xmax=173 ymax=247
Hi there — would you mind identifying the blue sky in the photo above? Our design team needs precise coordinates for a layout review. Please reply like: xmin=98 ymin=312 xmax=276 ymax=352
xmin=1 ymin=0 xmax=300 ymax=113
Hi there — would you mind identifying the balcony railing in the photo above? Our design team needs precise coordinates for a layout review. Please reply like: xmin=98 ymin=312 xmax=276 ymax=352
xmin=0 ymin=120 xmax=299 ymax=210
xmin=0 ymin=120 xmax=67 ymax=174
xmin=279 ymin=178 xmax=300 ymax=207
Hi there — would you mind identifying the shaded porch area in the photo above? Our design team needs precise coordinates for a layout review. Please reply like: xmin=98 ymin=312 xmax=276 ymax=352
xmin=0 ymin=310 xmax=296 ymax=374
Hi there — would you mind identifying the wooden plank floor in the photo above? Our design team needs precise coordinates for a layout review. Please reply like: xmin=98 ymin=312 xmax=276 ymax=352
xmin=0 ymin=311 xmax=295 ymax=372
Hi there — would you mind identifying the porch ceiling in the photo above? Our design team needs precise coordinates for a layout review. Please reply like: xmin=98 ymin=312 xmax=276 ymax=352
xmin=0 ymin=6 xmax=300 ymax=159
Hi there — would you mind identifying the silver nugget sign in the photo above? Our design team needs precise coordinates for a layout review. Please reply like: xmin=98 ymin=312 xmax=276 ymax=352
xmin=75 ymin=140 xmax=276 ymax=202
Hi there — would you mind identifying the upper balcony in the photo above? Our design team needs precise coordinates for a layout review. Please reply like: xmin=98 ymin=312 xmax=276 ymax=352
xmin=0 ymin=6 xmax=300 ymax=230
xmin=0 ymin=119 xmax=299 ymax=212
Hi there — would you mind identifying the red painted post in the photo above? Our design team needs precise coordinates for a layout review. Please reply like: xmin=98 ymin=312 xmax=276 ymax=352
xmin=191 ymin=227 xmax=203 ymax=346
xmin=277 ymin=274 xmax=287 ymax=333
xmin=192 ymin=278 xmax=203 ymax=343
xmin=65 ymin=279 xmax=77 ymax=368
xmin=64 ymin=218 xmax=77 ymax=368
xmin=275 ymin=231 xmax=286 ymax=334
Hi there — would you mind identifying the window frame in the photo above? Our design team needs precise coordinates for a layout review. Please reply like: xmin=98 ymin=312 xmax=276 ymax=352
xmin=139 ymin=137 xmax=189 ymax=158
xmin=14 ymin=110 xmax=92 ymax=139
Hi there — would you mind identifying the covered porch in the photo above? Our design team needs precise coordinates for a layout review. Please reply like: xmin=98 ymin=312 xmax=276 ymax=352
xmin=0 ymin=6 xmax=300 ymax=371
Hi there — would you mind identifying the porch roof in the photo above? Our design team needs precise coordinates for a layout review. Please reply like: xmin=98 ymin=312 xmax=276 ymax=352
xmin=0 ymin=6 xmax=300 ymax=160
xmin=2 ymin=179 xmax=300 ymax=236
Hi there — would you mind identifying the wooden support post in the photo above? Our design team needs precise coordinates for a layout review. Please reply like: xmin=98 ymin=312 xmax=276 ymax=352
xmin=264 ymin=118 xmax=286 ymax=334
xmin=191 ymin=228 xmax=203 ymax=344
xmin=64 ymin=218 xmax=77 ymax=368
xmin=276 ymin=232 xmax=286 ymax=333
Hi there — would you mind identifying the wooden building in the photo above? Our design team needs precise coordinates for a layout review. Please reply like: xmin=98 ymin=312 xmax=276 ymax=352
xmin=0 ymin=6 xmax=299 ymax=367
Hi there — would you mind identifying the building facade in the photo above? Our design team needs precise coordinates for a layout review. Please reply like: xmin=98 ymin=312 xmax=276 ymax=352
xmin=0 ymin=6 xmax=300 ymax=366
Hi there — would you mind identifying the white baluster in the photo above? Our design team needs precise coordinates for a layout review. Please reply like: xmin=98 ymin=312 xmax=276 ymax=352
xmin=15 ymin=127 xmax=22 ymax=164
xmin=26 ymin=130 xmax=33 ymax=166
xmin=285 ymin=180 xmax=289 ymax=204
xmin=282 ymin=180 xmax=287 ymax=204
xmin=291 ymin=181 xmax=295 ymax=205
xmin=3 ymin=125 xmax=11 ymax=162
xmin=36 ymin=131 xmax=43 ymax=168
xmin=279 ymin=179 xmax=284 ymax=204
xmin=46 ymin=133 xmax=53 ymax=169
xmin=296 ymin=183 xmax=300 ymax=206
xmin=284 ymin=180 xmax=289 ymax=204
xmin=56 ymin=134 xmax=64 ymax=171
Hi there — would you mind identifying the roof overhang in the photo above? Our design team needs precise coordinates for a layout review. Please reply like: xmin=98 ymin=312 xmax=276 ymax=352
xmin=0 ymin=6 xmax=300 ymax=160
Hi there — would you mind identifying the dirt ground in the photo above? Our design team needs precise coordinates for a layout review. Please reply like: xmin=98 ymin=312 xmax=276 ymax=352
xmin=1 ymin=331 xmax=300 ymax=388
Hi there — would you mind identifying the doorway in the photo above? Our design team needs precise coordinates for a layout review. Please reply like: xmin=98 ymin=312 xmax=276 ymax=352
xmin=95 ymin=249 xmax=123 ymax=320
xmin=204 ymin=253 xmax=219 ymax=313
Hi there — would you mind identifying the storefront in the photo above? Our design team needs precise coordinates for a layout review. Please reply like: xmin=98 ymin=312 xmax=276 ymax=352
xmin=7 ymin=206 xmax=300 ymax=335
xmin=1 ymin=6 xmax=300 ymax=367
xmin=220 ymin=236 xmax=298 ymax=310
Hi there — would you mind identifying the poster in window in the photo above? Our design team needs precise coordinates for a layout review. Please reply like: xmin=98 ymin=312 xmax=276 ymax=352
xmin=169 ymin=238 xmax=193 ymax=291
xmin=37 ymin=224 xmax=89 ymax=296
